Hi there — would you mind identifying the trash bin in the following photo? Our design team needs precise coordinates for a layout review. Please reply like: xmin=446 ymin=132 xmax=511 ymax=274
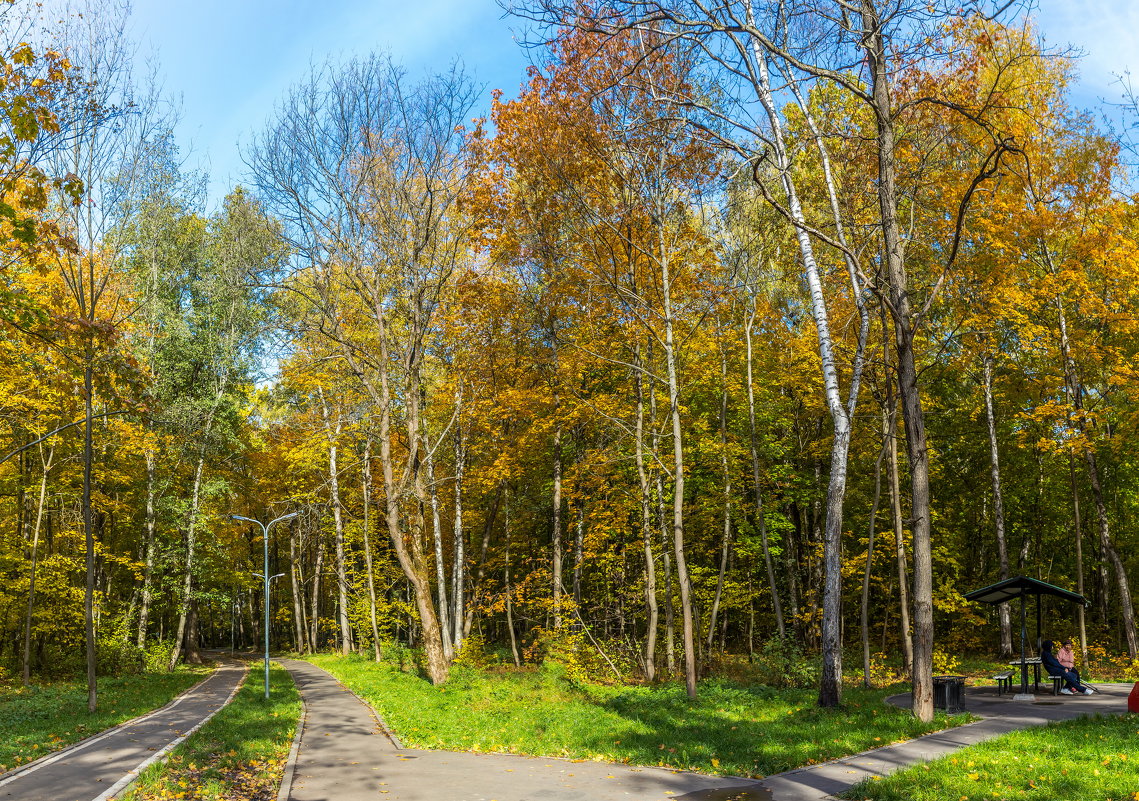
xmin=932 ymin=675 xmax=965 ymax=714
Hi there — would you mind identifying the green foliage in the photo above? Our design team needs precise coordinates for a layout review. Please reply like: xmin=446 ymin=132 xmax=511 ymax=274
xmin=453 ymin=634 xmax=493 ymax=669
xmin=0 ymin=667 xmax=206 ymax=773
xmin=142 ymin=640 xmax=177 ymax=674
xmin=306 ymin=653 xmax=967 ymax=778
xmin=932 ymin=649 xmax=963 ymax=676
xmin=847 ymin=713 xmax=1139 ymax=801
xmin=121 ymin=664 xmax=300 ymax=801
xmin=749 ymin=637 xmax=820 ymax=688
xmin=524 ymin=625 xmax=592 ymax=682
xmin=95 ymin=637 xmax=144 ymax=675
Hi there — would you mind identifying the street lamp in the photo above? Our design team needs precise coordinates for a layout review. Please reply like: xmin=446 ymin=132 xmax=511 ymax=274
xmin=232 ymin=511 xmax=297 ymax=699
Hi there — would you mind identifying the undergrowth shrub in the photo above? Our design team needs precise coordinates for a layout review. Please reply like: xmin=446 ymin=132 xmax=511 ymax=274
xmin=96 ymin=637 xmax=144 ymax=675
xmin=750 ymin=637 xmax=819 ymax=688
xmin=143 ymin=640 xmax=176 ymax=673
xmin=931 ymin=649 xmax=962 ymax=675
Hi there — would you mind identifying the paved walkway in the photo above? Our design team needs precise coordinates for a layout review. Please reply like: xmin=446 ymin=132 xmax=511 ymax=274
xmin=759 ymin=682 xmax=1134 ymax=800
xmin=280 ymin=662 xmax=1133 ymax=801
xmin=0 ymin=659 xmax=246 ymax=801
xmin=278 ymin=658 xmax=770 ymax=801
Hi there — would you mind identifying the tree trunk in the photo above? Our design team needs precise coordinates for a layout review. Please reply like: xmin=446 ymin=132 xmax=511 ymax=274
xmin=318 ymin=389 xmax=353 ymax=656
xmin=982 ymin=355 xmax=1014 ymax=656
xmin=661 ymin=251 xmax=696 ymax=699
xmin=386 ymin=304 xmax=449 ymax=684
xmin=22 ymin=446 xmax=52 ymax=686
xmin=319 ymin=389 xmax=353 ymax=655
xmin=183 ymin=598 xmax=203 ymax=665
xmin=426 ymin=429 xmax=452 ymax=660
xmin=1070 ymin=457 xmax=1088 ymax=666
xmin=362 ymin=438 xmax=383 ymax=660
xmin=504 ymin=488 xmax=522 ymax=667
xmin=1083 ymin=448 xmax=1138 ymax=655
xmin=452 ymin=403 xmax=466 ymax=650
xmin=289 ymin=524 xmax=306 ymax=654
xmin=462 ymin=489 xmax=502 ymax=639
xmin=860 ymin=2 xmax=934 ymax=720
xmin=745 ymin=300 xmax=784 ymax=637
xmin=707 ymin=344 xmax=732 ymax=654
xmin=83 ymin=358 xmax=97 ymax=712
xmin=169 ymin=449 xmax=207 ymax=671
xmin=551 ymin=425 xmax=564 ymax=627
xmin=137 ymin=450 xmax=157 ymax=648
xmin=862 ymin=415 xmax=888 ymax=687
xmin=1055 ymin=292 xmax=1138 ymax=655
xmin=634 ymin=356 xmax=659 ymax=681
xmin=310 ymin=533 xmax=324 ymax=651
xmin=744 ymin=29 xmax=855 ymax=706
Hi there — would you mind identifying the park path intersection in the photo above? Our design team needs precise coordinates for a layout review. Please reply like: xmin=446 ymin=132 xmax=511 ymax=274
xmin=279 ymin=660 xmax=1133 ymax=801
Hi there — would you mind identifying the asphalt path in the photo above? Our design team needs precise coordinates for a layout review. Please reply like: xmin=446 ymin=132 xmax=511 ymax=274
xmin=0 ymin=658 xmax=246 ymax=801
xmin=278 ymin=658 xmax=768 ymax=801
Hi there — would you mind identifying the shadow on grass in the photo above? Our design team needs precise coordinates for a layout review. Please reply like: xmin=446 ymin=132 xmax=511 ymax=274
xmin=579 ymin=681 xmax=964 ymax=777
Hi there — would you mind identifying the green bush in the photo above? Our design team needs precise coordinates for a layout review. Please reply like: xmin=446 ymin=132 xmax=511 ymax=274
xmin=143 ymin=640 xmax=176 ymax=673
xmin=96 ymin=638 xmax=144 ymax=675
xmin=750 ymin=637 xmax=820 ymax=688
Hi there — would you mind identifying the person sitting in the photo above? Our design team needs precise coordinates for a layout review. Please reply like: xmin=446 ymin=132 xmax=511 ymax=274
xmin=1041 ymin=639 xmax=1091 ymax=695
xmin=1057 ymin=639 xmax=1076 ymax=670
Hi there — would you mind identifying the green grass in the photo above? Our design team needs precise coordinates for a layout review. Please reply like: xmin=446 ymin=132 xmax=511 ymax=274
xmin=306 ymin=653 xmax=970 ymax=778
xmin=844 ymin=713 xmax=1139 ymax=801
xmin=121 ymin=663 xmax=301 ymax=801
xmin=0 ymin=667 xmax=208 ymax=774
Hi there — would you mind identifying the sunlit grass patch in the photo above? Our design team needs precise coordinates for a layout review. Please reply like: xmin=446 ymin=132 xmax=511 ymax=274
xmin=0 ymin=666 xmax=208 ymax=774
xmin=845 ymin=713 xmax=1139 ymax=801
xmin=122 ymin=663 xmax=300 ymax=801
xmin=307 ymin=653 xmax=970 ymax=778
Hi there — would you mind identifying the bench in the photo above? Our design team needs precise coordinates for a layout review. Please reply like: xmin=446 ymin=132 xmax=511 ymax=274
xmin=992 ymin=670 xmax=1014 ymax=695
xmin=1048 ymin=674 xmax=1064 ymax=695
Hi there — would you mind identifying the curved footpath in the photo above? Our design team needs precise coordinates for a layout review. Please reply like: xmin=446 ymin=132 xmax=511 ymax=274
xmin=0 ymin=658 xmax=247 ymax=801
xmin=278 ymin=661 xmax=1134 ymax=801
xmin=277 ymin=658 xmax=769 ymax=801
xmin=759 ymin=682 xmax=1134 ymax=801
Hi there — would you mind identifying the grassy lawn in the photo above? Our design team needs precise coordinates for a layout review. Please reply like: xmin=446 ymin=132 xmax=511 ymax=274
xmin=306 ymin=653 xmax=970 ymax=778
xmin=0 ymin=667 xmax=209 ymax=774
xmin=121 ymin=663 xmax=300 ymax=801
xmin=845 ymin=713 xmax=1139 ymax=801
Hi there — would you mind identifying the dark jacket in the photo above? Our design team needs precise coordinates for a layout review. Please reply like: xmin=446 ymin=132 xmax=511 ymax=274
xmin=1041 ymin=648 xmax=1066 ymax=676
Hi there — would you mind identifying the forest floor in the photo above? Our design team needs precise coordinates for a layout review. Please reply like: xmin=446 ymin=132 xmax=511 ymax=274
xmin=0 ymin=666 xmax=209 ymax=773
xmin=304 ymin=653 xmax=969 ymax=779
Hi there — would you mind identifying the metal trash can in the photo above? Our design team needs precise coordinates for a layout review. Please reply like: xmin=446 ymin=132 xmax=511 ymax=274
xmin=932 ymin=675 xmax=965 ymax=713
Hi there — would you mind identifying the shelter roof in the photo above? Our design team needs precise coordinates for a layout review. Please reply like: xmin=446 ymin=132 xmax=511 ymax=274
xmin=964 ymin=575 xmax=1088 ymax=606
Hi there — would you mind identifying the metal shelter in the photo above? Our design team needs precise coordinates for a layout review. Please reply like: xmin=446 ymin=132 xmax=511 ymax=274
xmin=964 ymin=576 xmax=1088 ymax=696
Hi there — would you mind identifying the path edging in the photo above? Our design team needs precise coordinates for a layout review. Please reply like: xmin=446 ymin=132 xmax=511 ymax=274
xmin=93 ymin=662 xmax=248 ymax=800
xmin=0 ymin=663 xmax=224 ymax=787
xmin=275 ymin=682 xmax=306 ymax=801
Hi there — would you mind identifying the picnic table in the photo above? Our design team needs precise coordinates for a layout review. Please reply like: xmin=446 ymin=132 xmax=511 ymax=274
xmin=1009 ymin=656 xmax=1043 ymax=688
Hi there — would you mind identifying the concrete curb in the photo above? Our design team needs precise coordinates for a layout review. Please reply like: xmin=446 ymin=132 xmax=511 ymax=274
xmin=275 ymin=687 xmax=306 ymax=801
xmin=0 ymin=664 xmax=224 ymax=788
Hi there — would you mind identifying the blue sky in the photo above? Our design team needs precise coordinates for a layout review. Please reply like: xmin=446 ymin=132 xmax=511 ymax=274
xmin=127 ymin=0 xmax=1137 ymax=207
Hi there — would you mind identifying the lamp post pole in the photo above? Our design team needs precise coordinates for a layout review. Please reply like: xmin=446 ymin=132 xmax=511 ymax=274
xmin=232 ymin=512 xmax=296 ymax=699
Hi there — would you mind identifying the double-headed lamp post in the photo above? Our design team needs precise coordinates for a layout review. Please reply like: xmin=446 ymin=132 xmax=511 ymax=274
xmin=232 ymin=512 xmax=297 ymax=699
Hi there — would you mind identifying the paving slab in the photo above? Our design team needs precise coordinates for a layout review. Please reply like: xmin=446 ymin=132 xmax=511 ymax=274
xmin=758 ymin=682 xmax=1134 ymax=801
xmin=0 ymin=658 xmax=247 ymax=801
xmin=278 ymin=658 xmax=771 ymax=801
